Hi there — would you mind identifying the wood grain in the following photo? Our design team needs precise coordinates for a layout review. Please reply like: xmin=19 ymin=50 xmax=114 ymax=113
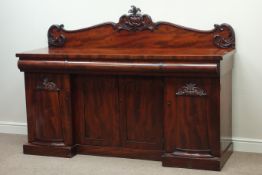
xmin=119 ymin=77 xmax=163 ymax=150
xmin=17 ymin=7 xmax=235 ymax=171
xmin=73 ymin=76 xmax=120 ymax=147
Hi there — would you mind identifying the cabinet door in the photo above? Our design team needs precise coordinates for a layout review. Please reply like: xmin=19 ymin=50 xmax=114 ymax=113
xmin=25 ymin=73 xmax=72 ymax=146
xmin=73 ymin=76 xmax=120 ymax=146
xmin=119 ymin=77 xmax=163 ymax=150
xmin=164 ymin=78 xmax=220 ymax=157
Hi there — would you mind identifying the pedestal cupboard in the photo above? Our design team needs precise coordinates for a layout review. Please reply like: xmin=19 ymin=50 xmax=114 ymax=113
xmin=17 ymin=6 xmax=235 ymax=171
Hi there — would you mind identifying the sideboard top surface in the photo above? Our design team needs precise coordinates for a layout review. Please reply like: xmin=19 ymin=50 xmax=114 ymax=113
xmin=16 ymin=47 xmax=235 ymax=61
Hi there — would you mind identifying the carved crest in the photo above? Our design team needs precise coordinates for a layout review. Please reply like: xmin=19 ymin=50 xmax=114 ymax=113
xmin=115 ymin=6 xmax=156 ymax=31
xmin=176 ymin=83 xmax=207 ymax=96
xmin=36 ymin=78 xmax=60 ymax=91
xmin=48 ymin=25 xmax=66 ymax=47
xmin=213 ymin=24 xmax=235 ymax=49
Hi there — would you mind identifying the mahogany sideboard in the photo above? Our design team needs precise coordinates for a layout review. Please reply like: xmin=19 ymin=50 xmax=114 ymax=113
xmin=17 ymin=6 xmax=235 ymax=171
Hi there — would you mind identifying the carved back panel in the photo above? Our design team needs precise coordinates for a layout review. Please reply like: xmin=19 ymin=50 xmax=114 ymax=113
xmin=48 ymin=6 xmax=235 ymax=50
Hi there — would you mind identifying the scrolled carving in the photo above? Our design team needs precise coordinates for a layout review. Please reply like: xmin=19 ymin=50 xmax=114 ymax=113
xmin=115 ymin=6 xmax=156 ymax=32
xmin=176 ymin=83 xmax=207 ymax=96
xmin=36 ymin=78 xmax=60 ymax=91
xmin=48 ymin=24 xmax=66 ymax=47
xmin=213 ymin=24 xmax=235 ymax=49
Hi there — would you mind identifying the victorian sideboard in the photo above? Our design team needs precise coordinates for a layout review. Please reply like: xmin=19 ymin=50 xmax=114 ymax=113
xmin=17 ymin=6 xmax=235 ymax=171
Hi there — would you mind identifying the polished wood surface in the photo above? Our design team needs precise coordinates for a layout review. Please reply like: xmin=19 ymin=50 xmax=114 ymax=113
xmin=119 ymin=77 xmax=163 ymax=150
xmin=74 ymin=76 xmax=120 ymax=147
xmin=24 ymin=73 xmax=73 ymax=146
xmin=17 ymin=6 xmax=235 ymax=171
xmin=17 ymin=48 xmax=232 ymax=60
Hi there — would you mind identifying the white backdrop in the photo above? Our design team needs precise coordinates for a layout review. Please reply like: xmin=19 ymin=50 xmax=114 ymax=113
xmin=0 ymin=0 xmax=261 ymax=152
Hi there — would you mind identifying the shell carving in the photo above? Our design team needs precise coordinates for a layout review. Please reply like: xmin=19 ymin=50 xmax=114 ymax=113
xmin=36 ymin=78 xmax=60 ymax=91
xmin=176 ymin=83 xmax=207 ymax=96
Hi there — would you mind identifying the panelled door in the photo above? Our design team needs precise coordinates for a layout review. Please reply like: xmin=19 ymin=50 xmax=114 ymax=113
xmin=25 ymin=73 xmax=72 ymax=146
xmin=164 ymin=78 xmax=220 ymax=157
xmin=119 ymin=76 xmax=164 ymax=150
xmin=73 ymin=75 xmax=121 ymax=146
xmin=74 ymin=75 xmax=164 ymax=150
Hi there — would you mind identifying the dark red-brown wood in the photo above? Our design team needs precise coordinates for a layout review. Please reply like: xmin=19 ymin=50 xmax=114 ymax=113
xmin=73 ymin=75 xmax=120 ymax=147
xmin=17 ymin=6 xmax=235 ymax=171
xmin=119 ymin=77 xmax=163 ymax=150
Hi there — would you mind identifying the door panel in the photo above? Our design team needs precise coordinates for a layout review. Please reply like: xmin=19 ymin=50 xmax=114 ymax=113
xmin=119 ymin=77 xmax=163 ymax=150
xmin=175 ymin=96 xmax=209 ymax=151
xmin=34 ymin=91 xmax=63 ymax=142
xmin=164 ymin=78 xmax=220 ymax=157
xmin=25 ymin=73 xmax=72 ymax=146
xmin=73 ymin=76 xmax=120 ymax=146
